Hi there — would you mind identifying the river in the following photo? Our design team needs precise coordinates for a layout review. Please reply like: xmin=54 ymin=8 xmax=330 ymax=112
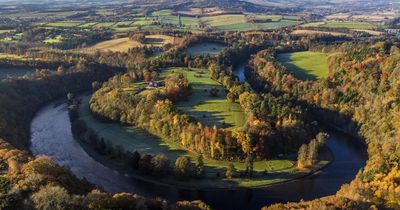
xmin=30 ymin=63 xmax=366 ymax=210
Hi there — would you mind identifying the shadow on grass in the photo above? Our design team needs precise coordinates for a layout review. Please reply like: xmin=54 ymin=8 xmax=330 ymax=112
xmin=281 ymin=62 xmax=318 ymax=81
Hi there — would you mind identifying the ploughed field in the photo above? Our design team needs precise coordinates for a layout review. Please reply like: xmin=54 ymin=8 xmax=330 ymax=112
xmin=277 ymin=51 xmax=330 ymax=80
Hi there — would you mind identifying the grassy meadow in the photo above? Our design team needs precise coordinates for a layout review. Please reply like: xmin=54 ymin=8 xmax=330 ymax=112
xmin=0 ymin=66 xmax=35 ymax=80
xmin=78 ymin=94 xmax=298 ymax=188
xmin=83 ymin=35 xmax=175 ymax=53
xmin=302 ymin=21 xmax=375 ymax=30
xmin=201 ymin=14 xmax=301 ymax=31
xmin=185 ymin=42 xmax=225 ymax=56
xmin=277 ymin=51 xmax=330 ymax=80
xmin=160 ymin=67 xmax=246 ymax=130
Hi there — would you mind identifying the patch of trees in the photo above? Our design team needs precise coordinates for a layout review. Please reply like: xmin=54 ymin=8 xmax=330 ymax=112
xmin=261 ymin=41 xmax=400 ymax=209
xmin=0 ymin=61 xmax=119 ymax=150
xmin=164 ymin=73 xmax=192 ymax=101
xmin=0 ymin=60 xmax=210 ymax=209
xmin=297 ymin=132 xmax=328 ymax=168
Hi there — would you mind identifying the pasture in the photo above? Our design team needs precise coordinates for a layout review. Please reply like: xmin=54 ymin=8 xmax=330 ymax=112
xmin=79 ymin=95 xmax=297 ymax=188
xmin=160 ymin=67 xmax=246 ymax=130
xmin=302 ymin=21 xmax=375 ymax=30
xmin=277 ymin=51 xmax=330 ymax=80
xmin=185 ymin=42 xmax=225 ymax=56
xmin=0 ymin=66 xmax=35 ymax=80
xmin=200 ymin=14 xmax=301 ymax=31
xmin=83 ymin=35 xmax=175 ymax=52
xmin=46 ymin=21 xmax=84 ymax=27
xmin=84 ymin=37 xmax=141 ymax=52
xmin=291 ymin=29 xmax=350 ymax=37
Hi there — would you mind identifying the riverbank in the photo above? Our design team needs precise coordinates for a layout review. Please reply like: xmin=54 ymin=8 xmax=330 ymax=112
xmin=30 ymin=97 xmax=365 ymax=210
xmin=74 ymin=94 xmax=333 ymax=190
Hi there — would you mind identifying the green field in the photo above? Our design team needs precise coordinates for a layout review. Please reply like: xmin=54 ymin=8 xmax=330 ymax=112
xmin=47 ymin=21 xmax=84 ymax=27
xmin=185 ymin=42 xmax=225 ymax=56
xmin=0 ymin=30 xmax=14 ymax=34
xmin=277 ymin=51 xmax=330 ymax=80
xmin=78 ymin=95 xmax=298 ymax=188
xmin=160 ymin=67 xmax=245 ymax=130
xmin=302 ymin=21 xmax=375 ymax=30
xmin=79 ymin=22 xmax=98 ymax=28
xmin=201 ymin=14 xmax=301 ymax=31
xmin=0 ymin=66 xmax=35 ymax=80
xmin=44 ymin=35 xmax=63 ymax=43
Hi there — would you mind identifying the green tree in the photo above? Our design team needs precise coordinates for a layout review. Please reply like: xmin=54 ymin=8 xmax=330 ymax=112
xmin=245 ymin=154 xmax=254 ymax=178
xmin=225 ymin=163 xmax=237 ymax=179
xmin=175 ymin=156 xmax=192 ymax=178
xmin=195 ymin=154 xmax=205 ymax=178
xmin=297 ymin=144 xmax=308 ymax=168
xmin=151 ymin=154 xmax=170 ymax=175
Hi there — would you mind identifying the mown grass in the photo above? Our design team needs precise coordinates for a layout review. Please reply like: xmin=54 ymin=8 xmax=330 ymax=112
xmin=78 ymin=95 xmax=298 ymax=188
xmin=83 ymin=37 xmax=141 ymax=52
xmin=0 ymin=66 xmax=35 ymax=80
xmin=79 ymin=22 xmax=98 ymax=28
xmin=0 ymin=30 xmax=13 ymax=34
xmin=83 ymin=35 xmax=175 ymax=53
xmin=201 ymin=14 xmax=301 ymax=31
xmin=185 ymin=42 xmax=225 ymax=56
xmin=302 ymin=21 xmax=375 ymax=30
xmin=44 ymin=35 xmax=63 ymax=43
xmin=160 ymin=67 xmax=246 ymax=130
xmin=46 ymin=21 xmax=84 ymax=27
xmin=277 ymin=51 xmax=330 ymax=80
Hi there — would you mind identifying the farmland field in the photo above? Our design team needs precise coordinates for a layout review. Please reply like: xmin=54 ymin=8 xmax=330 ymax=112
xmin=47 ymin=21 xmax=84 ymax=27
xmin=160 ymin=67 xmax=246 ymax=130
xmin=0 ymin=30 xmax=14 ymax=34
xmin=84 ymin=35 xmax=176 ymax=52
xmin=44 ymin=35 xmax=63 ymax=43
xmin=185 ymin=42 xmax=225 ymax=56
xmin=291 ymin=29 xmax=350 ymax=37
xmin=277 ymin=51 xmax=330 ymax=80
xmin=0 ymin=66 xmax=35 ymax=80
xmin=302 ymin=21 xmax=375 ymax=30
xmin=200 ymin=14 xmax=301 ymax=31
xmin=84 ymin=37 xmax=141 ymax=52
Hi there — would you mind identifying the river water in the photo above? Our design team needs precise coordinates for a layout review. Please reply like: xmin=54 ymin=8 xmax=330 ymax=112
xmin=30 ymin=63 xmax=366 ymax=210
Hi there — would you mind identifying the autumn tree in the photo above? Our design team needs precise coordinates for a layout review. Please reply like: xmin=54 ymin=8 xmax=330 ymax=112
xmin=138 ymin=154 xmax=152 ymax=175
xmin=165 ymin=73 xmax=192 ymax=102
xmin=31 ymin=185 xmax=73 ymax=210
xmin=151 ymin=154 xmax=171 ymax=176
xmin=245 ymin=154 xmax=254 ymax=178
xmin=195 ymin=154 xmax=205 ymax=178
xmin=297 ymin=144 xmax=308 ymax=169
xmin=175 ymin=156 xmax=192 ymax=178
xmin=225 ymin=163 xmax=237 ymax=179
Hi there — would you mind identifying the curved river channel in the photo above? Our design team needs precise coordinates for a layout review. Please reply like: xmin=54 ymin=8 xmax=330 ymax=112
xmin=30 ymin=66 xmax=367 ymax=210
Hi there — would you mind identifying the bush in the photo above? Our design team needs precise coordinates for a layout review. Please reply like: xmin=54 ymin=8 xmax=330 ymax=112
xmin=31 ymin=185 xmax=72 ymax=210
xmin=151 ymin=154 xmax=171 ymax=175
xmin=138 ymin=154 xmax=152 ymax=175
xmin=175 ymin=156 xmax=192 ymax=178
